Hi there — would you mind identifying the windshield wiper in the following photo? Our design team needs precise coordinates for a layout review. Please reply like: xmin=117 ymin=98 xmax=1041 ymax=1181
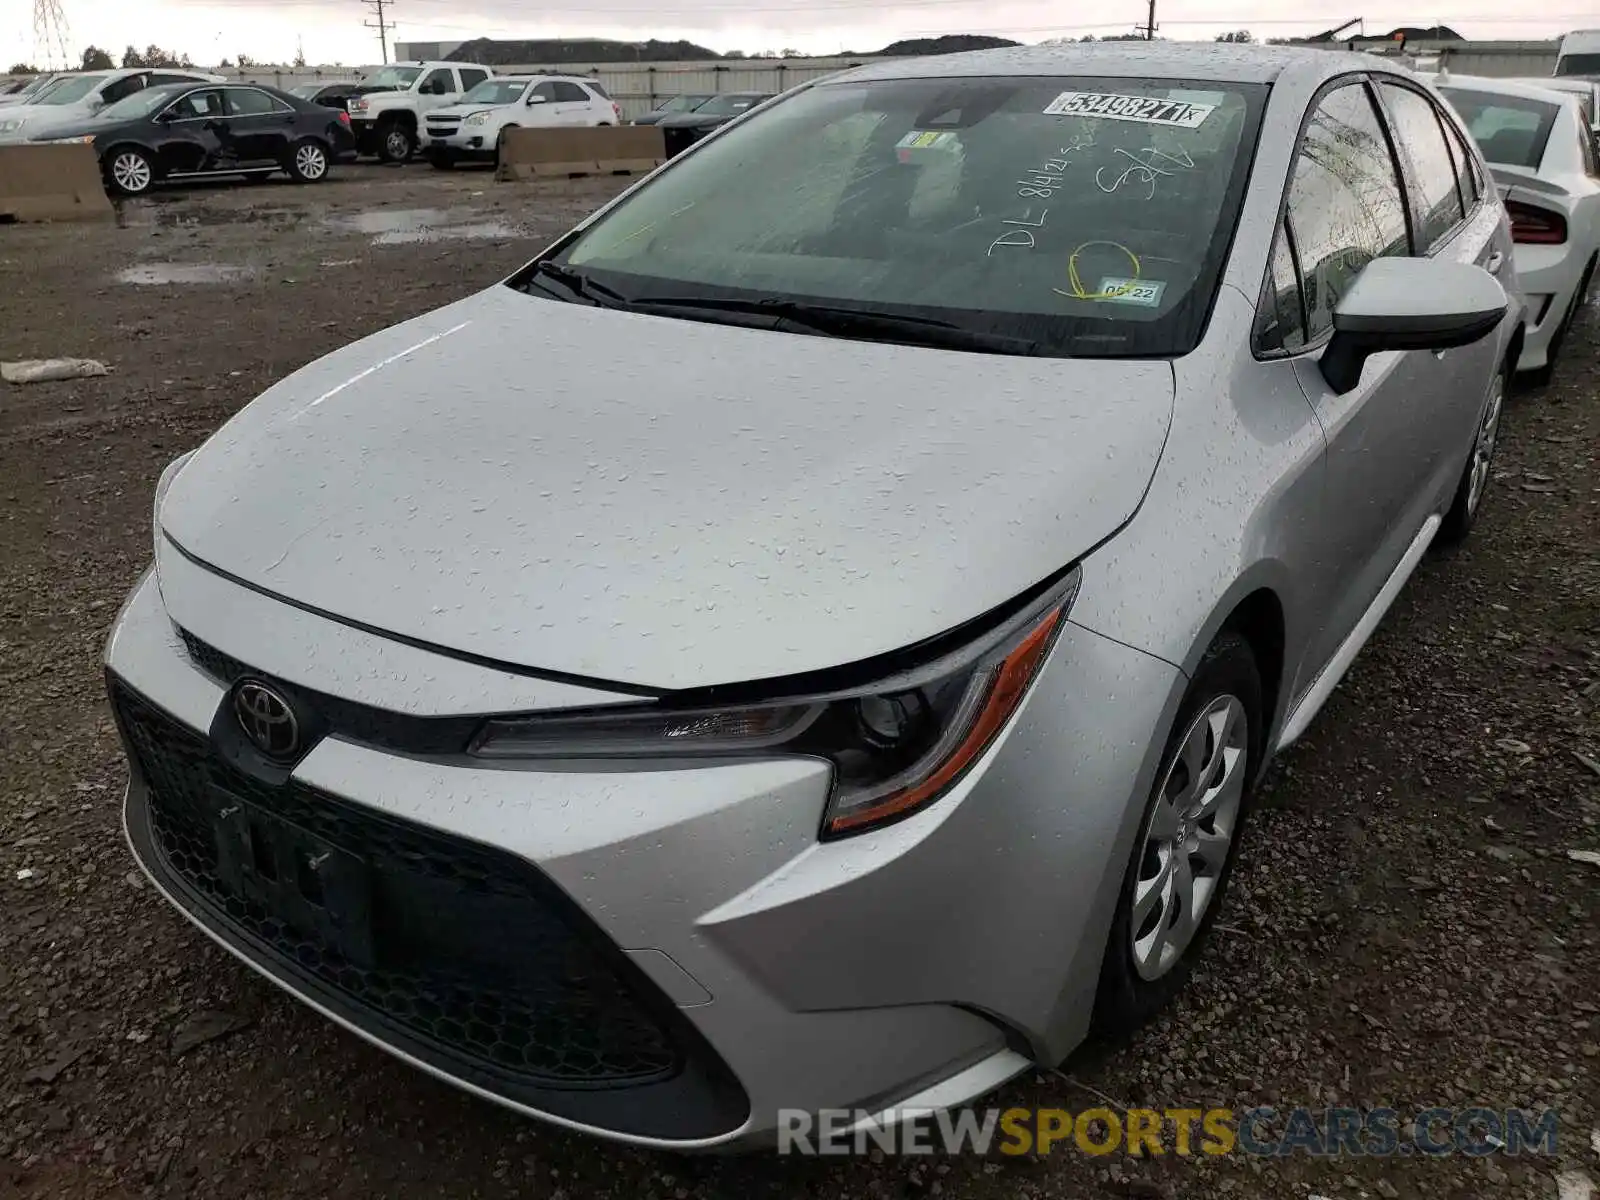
xmin=526 ymin=260 xmax=633 ymax=308
xmin=627 ymin=295 xmax=1042 ymax=356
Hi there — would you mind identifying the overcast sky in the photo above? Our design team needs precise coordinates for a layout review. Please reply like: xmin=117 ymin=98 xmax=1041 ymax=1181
xmin=1 ymin=0 xmax=1591 ymax=71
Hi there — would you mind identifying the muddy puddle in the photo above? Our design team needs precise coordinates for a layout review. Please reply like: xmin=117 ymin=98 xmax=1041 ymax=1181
xmin=114 ymin=263 xmax=259 ymax=285
xmin=321 ymin=207 xmax=524 ymax=245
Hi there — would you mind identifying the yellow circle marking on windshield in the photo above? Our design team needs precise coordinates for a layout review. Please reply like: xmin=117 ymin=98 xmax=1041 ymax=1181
xmin=1055 ymin=241 xmax=1141 ymax=301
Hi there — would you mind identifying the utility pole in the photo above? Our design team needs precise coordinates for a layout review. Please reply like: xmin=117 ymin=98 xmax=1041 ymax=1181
xmin=1143 ymin=0 xmax=1158 ymax=40
xmin=362 ymin=0 xmax=394 ymax=64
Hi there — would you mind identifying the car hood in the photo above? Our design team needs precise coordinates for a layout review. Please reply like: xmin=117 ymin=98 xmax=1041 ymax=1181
xmin=161 ymin=286 xmax=1174 ymax=691
xmin=658 ymin=112 xmax=729 ymax=128
xmin=427 ymin=102 xmax=499 ymax=119
xmin=0 ymin=103 xmax=75 ymax=130
xmin=28 ymin=114 xmax=135 ymax=140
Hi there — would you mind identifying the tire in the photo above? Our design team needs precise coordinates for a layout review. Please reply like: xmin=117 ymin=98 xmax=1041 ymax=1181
xmin=1092 ymin=632 xmax=1263 ymax=1039
xmin=494 ymin=125 xmax=518 ymax=169
xmin=104 ymin=146 xmax=156 ymax=196
xmin=1437 ymin=358 xmax=1509 ymax=546
xmin=1526 ymin=257 xmax=1594 ymax=388
xmin=285 ymin=138 xmax=330 ymax=184
xmin=377 ymin=119 xmax=415 ymax=164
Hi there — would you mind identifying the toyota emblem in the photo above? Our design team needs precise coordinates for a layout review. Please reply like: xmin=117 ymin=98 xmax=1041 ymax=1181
xmin=233 ymin=681 xmax=301 ymax=760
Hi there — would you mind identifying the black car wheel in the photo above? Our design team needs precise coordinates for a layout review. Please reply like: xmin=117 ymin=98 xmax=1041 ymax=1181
xmin=286 ymin=139 xmax=330 ymax=183
xmin=105 ymin=146 xmax=155 ymax=196
xmin=493 ymin=124 xmax=519 ymax=169
xmin=1092 ymin=632 xmax=1262 ymax=1039
xmin=378 ymin=120 xmax=414 ymax=164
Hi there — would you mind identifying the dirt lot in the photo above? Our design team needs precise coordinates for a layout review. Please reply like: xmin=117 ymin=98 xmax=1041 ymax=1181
xmin=1 ymin=163 xmax=1598 ymax=1200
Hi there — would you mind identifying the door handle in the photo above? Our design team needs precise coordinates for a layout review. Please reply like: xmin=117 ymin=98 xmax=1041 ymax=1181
xmin=1485 ymin=250 xmax=1504 ymax=275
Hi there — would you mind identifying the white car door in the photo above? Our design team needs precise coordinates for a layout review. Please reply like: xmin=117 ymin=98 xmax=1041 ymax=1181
xmin=521 ymin=81 xmax=562 ymax=127
xmin=416 ymin=67 xmax=458 ymax=116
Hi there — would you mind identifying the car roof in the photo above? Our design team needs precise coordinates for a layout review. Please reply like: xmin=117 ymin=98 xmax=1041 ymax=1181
xmin=837 ymin=41 xmax=1413 ymax=87
xmin=1436 ymin=73 xmax=1583 ymax=104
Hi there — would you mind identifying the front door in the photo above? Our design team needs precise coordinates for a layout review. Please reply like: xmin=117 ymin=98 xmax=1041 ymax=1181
xmin=1280 ymin=80 xmax=1458 ymax=677
xmin=152 ymin=87 xmax=227 ymax=174
xmin=415 ymin=67 xmax=460 ymax=116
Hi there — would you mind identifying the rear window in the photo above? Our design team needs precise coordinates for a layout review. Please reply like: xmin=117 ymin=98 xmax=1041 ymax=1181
xmin=1556 ymin=53 xmax=1600 ymax=76
xmin=555 ymin=74 xmax=1266 ymax=358
xmin=1441 ymin=86 xmax=1560 ymax=168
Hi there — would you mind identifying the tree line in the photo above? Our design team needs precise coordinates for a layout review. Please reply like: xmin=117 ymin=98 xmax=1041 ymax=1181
xmin=7 ymin=43 xmax=309 ymax=75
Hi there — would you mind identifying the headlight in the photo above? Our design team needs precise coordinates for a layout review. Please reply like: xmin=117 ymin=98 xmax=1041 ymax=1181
xmin=152 ymin=450 xmax=195 ymax=563
xmin=45 ymin=134 xmax=93 ymax=144
xmin=463 ymin=112 xmax=488 ymax=126
xmin=0 ymin=118 xmax=24 ymax=134
xmin=470 ymin=568 xmax=1080 ymax=837
xmin=351 ymin=98 xmax=368 ymax=113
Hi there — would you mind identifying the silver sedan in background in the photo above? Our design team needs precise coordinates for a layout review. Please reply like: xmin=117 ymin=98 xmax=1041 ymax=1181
xmin=107 ymin=43 xmax=1518 ymax=1149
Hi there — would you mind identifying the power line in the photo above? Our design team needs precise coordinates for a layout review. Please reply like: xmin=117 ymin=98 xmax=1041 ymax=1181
xmin=32 ymin=0 xmax=71 ymax=69
xmin=362 ymin=0 xmax=395 ymax=63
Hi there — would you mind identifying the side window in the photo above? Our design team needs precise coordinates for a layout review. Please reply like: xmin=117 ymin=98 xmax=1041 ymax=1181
xmin=226 ymin=88 xmax=284 ymax=116
xmin=1442 ymin=119 xmax=1483 ymax=205
xmin=1579 ymin=118 xmax=1600 ymax=179
xmin=457 ymin=68 xmax=488 ymax=91
xmin=551 ymin=81 xmax=590 ymax=104
xmin=420 ymin=68 xmax=454 ymax=95
xmin=585 ymin=80 xmax=611 ymax=99
xmin=166 ymin=89 xmax=224 ymax=120
xmin=529 ymin=82 xmax=558 ymax=102
xmin=1379 ymin=84 xmax=1467 ymax=251
xmin=1438 ymin=114 xmax=1474 ymax=213
xmin=1255 ymin=223 xmax=1306 ymax=354
xmin=100 ymin=74 xmax=147 ymax=105
xmin=1287 ymin=83 xmax=1410 ymax=341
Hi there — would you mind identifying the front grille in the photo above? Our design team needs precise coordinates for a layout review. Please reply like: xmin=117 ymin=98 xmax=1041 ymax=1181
xmin=179 ymin=627 xmax=248 ymax=684
xmin=112 ymin=680 xmax=747 ymax=1138
xmin=427 ymin=121 xmax=460 ymax=135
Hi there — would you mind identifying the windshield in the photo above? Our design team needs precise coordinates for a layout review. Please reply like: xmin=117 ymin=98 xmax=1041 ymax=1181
xmin=697 ymin=93 xmax=767 ymax=116
xmin=657 ymin=93 xmax=711 ymax=113
xmin=1556 ymin=53 xmax=1600 ymax=76
xmin=99 ymin=86 xmax=186 ymax=121
xmin=364 ymin=65 xmax=421 ymax=90
xmin=36 ymin=73 xmax=110 ymax=105
xmin=546 ymin=75 xmax=1265 ymax=358
xmin=1440 ymin=87 xmax=1559 ymax=169
xmin=463 ymin=79 xmax=529 ymax=105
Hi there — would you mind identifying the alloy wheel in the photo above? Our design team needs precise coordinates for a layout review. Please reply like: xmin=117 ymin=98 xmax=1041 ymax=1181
xmin=1466 ymin=372 xmax=1504 ymax=517
xmin=296 ymin=144 xmax=328 ymax=180
xmin=384 ymin=128 xmax=411 ymax=159
xmin=1131 ymin=694 xmax=1249 ymax=982
xmin=111 ymin=151 xmax=151 ymax=194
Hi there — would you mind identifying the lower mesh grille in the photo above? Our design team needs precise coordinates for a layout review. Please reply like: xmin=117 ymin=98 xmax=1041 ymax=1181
xmin=111 ymin=679 xmax=748 ymax=1137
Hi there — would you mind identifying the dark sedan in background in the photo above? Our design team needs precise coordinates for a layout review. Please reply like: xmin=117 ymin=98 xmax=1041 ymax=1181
xmin=31 ymin=81 xmax=354 ymax=195
xmin=630 ymin=92 xmax=713 ymax=126
xmin=657 ymin=91 xmax=772 ymax=154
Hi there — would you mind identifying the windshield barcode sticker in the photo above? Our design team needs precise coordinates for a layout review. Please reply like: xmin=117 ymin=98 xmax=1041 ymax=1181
xmin=1043 ymin=91 xmax=1216 ymax=128
xmin=1097 ymin=277 xmax=1166 ymax=307
xmin=896 ymin=130 xmax=956 ymax=149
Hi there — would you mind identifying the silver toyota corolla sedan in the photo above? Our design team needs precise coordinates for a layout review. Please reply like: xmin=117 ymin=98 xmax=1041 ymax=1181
xmin=107 ymin=43 xmax=1521 ymax=1148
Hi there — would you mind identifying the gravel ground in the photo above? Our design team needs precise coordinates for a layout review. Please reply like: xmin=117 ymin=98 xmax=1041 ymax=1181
xmin=1 ymin=164 xmax=1597 ymax=1200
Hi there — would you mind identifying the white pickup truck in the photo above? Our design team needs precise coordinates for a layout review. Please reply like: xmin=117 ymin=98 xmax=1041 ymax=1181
xmin=345 ymin=61 xmax=495 ymax=162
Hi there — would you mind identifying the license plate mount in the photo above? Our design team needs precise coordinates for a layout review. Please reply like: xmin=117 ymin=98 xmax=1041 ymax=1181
xmin=208 ymin=788 xmax=376 ymax=968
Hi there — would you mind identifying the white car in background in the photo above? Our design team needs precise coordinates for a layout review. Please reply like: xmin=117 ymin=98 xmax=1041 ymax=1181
xmin=0 ymin=68 xmax=223 ymax=142
xmin=423 ymin=75 xmax=623 ymax=168
xmin=1520 ymin=76 xmax=1600 ymax=133
xmin=1439 ymin=74 xmax=1600 ymax=382
xmin=0 ymin=73 xmax=65 ymax=107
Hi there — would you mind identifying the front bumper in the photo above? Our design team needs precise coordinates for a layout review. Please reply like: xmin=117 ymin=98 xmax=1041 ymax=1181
xmin=105 ymin=543 xmax=1179 ymax=1147
xmin=424 ymin=127 xmax=495 ymax=162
